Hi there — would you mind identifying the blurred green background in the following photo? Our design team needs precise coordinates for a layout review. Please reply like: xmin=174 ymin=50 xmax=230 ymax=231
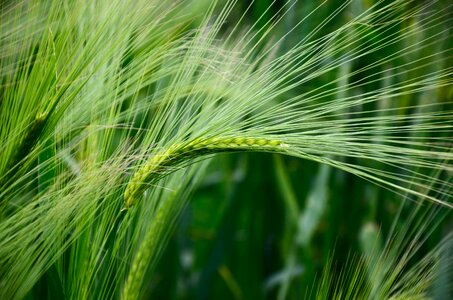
xmin=145 ymin=1 xmax=452 ymax=299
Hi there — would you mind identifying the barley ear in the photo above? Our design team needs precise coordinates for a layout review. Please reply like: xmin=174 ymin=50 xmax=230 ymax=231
xmin=124 ymin=136 xmax=290 ymax=207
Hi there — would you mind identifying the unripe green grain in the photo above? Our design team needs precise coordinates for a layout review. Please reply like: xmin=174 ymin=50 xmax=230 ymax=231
xmin=124 ymin=136 xmax=290 ymax=207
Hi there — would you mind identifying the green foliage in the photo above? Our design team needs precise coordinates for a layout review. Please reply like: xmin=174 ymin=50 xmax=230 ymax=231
xmin=0 ymin=0 xmax=452 ymax=299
